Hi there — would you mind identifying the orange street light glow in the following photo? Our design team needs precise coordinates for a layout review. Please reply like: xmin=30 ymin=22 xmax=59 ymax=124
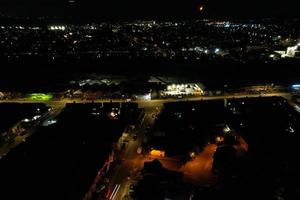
xmin=150 ymin=150 xmax=165 ymax=157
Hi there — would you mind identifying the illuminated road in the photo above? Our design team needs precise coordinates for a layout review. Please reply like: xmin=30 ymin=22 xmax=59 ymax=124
xmin=179 ymin=144 xmax=218 ymax=184
xmin=101 ymin=106 xmax=158 ymax=200
xmin=0 ymin=105 xmax=64 ymax=159
xmin=0 ymin=91 xmax=293 ymax=199
xmin=0 ymin=91 xmax=292 ymax=107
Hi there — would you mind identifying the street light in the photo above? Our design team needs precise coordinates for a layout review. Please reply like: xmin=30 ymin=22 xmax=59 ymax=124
xmin=190 ymin=152 xmax=196 ymax=159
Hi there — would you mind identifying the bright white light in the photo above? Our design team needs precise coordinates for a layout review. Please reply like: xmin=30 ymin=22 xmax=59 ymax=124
xmin=292 ymin=84 xmax=300 ymax=89
xmin=32 ymin=115 xmax=41 ymax=120
xmin=288 ymin=127 xmax=295 ymax=133
xmin=110 ymin=112 xmax=116 ymax=117
xmin=22 ymin=118 xmax=30 ymax=122
xmin=50 ymin=26 xmax=66 ymax=31
xmin=190 ymin=152 xmax=196 ymax=158
xmin=223 ymin=125 xmax=231 ymax=133
xmin=215 ymin=48 xmax=220 ymax=53
xmin=143 ymin=93 xmax=151 ymax=100
xmin=42 ymin=119 xmax=57 ymax=126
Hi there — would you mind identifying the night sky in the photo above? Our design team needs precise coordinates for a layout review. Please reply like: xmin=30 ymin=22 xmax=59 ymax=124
xmin=0 ymin=0 xmax=299 ymax=19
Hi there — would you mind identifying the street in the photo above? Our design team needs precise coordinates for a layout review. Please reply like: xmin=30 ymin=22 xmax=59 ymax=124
xmin=0 ymin=104 xmax=64 ymax=159
xmin=0 ymin=91 xmax=294 ymax=200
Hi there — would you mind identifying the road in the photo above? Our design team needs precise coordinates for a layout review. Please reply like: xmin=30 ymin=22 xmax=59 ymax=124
xmin=0 ymin=91 xmax=293 ymax=199
xmin=98 ymin=105 xmax=158 ymax=200
xmin=0 ymin=91 xmax=292 ymax=107
xmin=0 ymin=104 xmax=64 ymax=159
xmin=95 ymin=92 xmax=292 ymax=199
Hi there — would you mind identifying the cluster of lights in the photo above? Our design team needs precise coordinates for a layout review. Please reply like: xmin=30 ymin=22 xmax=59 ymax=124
xmin=167 ymin=84 xmax=188 ymax=91
xmin=165 ymin=84 xmax=203 ymax=96
xmin=108 ymin=108 xmax=120 ymax=120
xmin=22 ymin=115 xmax=41 ymax=123
xmin=207 ymin=21 xmax=264 ymax=30
xmin=184 ymin=46 xmax=220 ymax=55
xmin=276 ymin=43 xmax=300 ymax=58
xmin=292 ymin=84 xmax=300 ymax=90
xmin=49 ymin=26 xmax=66 ymax=31
xmin=42 ymin=119 xmax=57 ymax=127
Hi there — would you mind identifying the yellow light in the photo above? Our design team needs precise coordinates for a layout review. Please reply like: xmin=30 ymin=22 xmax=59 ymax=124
xmin=223 ymin=125 xmax=231 ymax=133
xmin=190 ymin=152 xmax=196 ymax=158
xmin=150 ymin=150 xmax=165 ymax=157
xmin=108 ymin=111 xmax=118 ymax=119
xmin=215 ymin=136 xmax=225 ymax=143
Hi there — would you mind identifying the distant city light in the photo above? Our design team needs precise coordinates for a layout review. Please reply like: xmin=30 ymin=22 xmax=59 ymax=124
xmin=22 ymin=118 xmax=30 ymax=123
xmin=42 ymin=119 xmax=57 ymax=127
xmin=292 ymin=84 xmax=300 ymax=89
xmin=49 ymin=26 xmax=66 ymax=31
xmin=223 ymin=125 xmax=231 ymax=133
xmin=32 ymin=115 xmax=41 ymax=120
xmin=198 ymin=5 xmax=204 ymax=12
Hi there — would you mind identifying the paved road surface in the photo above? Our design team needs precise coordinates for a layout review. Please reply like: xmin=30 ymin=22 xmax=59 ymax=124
xmin=0 ymin=92 xmax=291 ymax=106
xmin=98 ymin=106 xmax=158 ymax=200
xmin=0 ymin=104 xmax=64 ymax=159
xmin=0 ymin=92 xmax=293 ymax=199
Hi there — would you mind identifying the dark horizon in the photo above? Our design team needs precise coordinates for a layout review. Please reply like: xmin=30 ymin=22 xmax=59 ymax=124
xmin=0 ymin=0 xmax=299 ymax=20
